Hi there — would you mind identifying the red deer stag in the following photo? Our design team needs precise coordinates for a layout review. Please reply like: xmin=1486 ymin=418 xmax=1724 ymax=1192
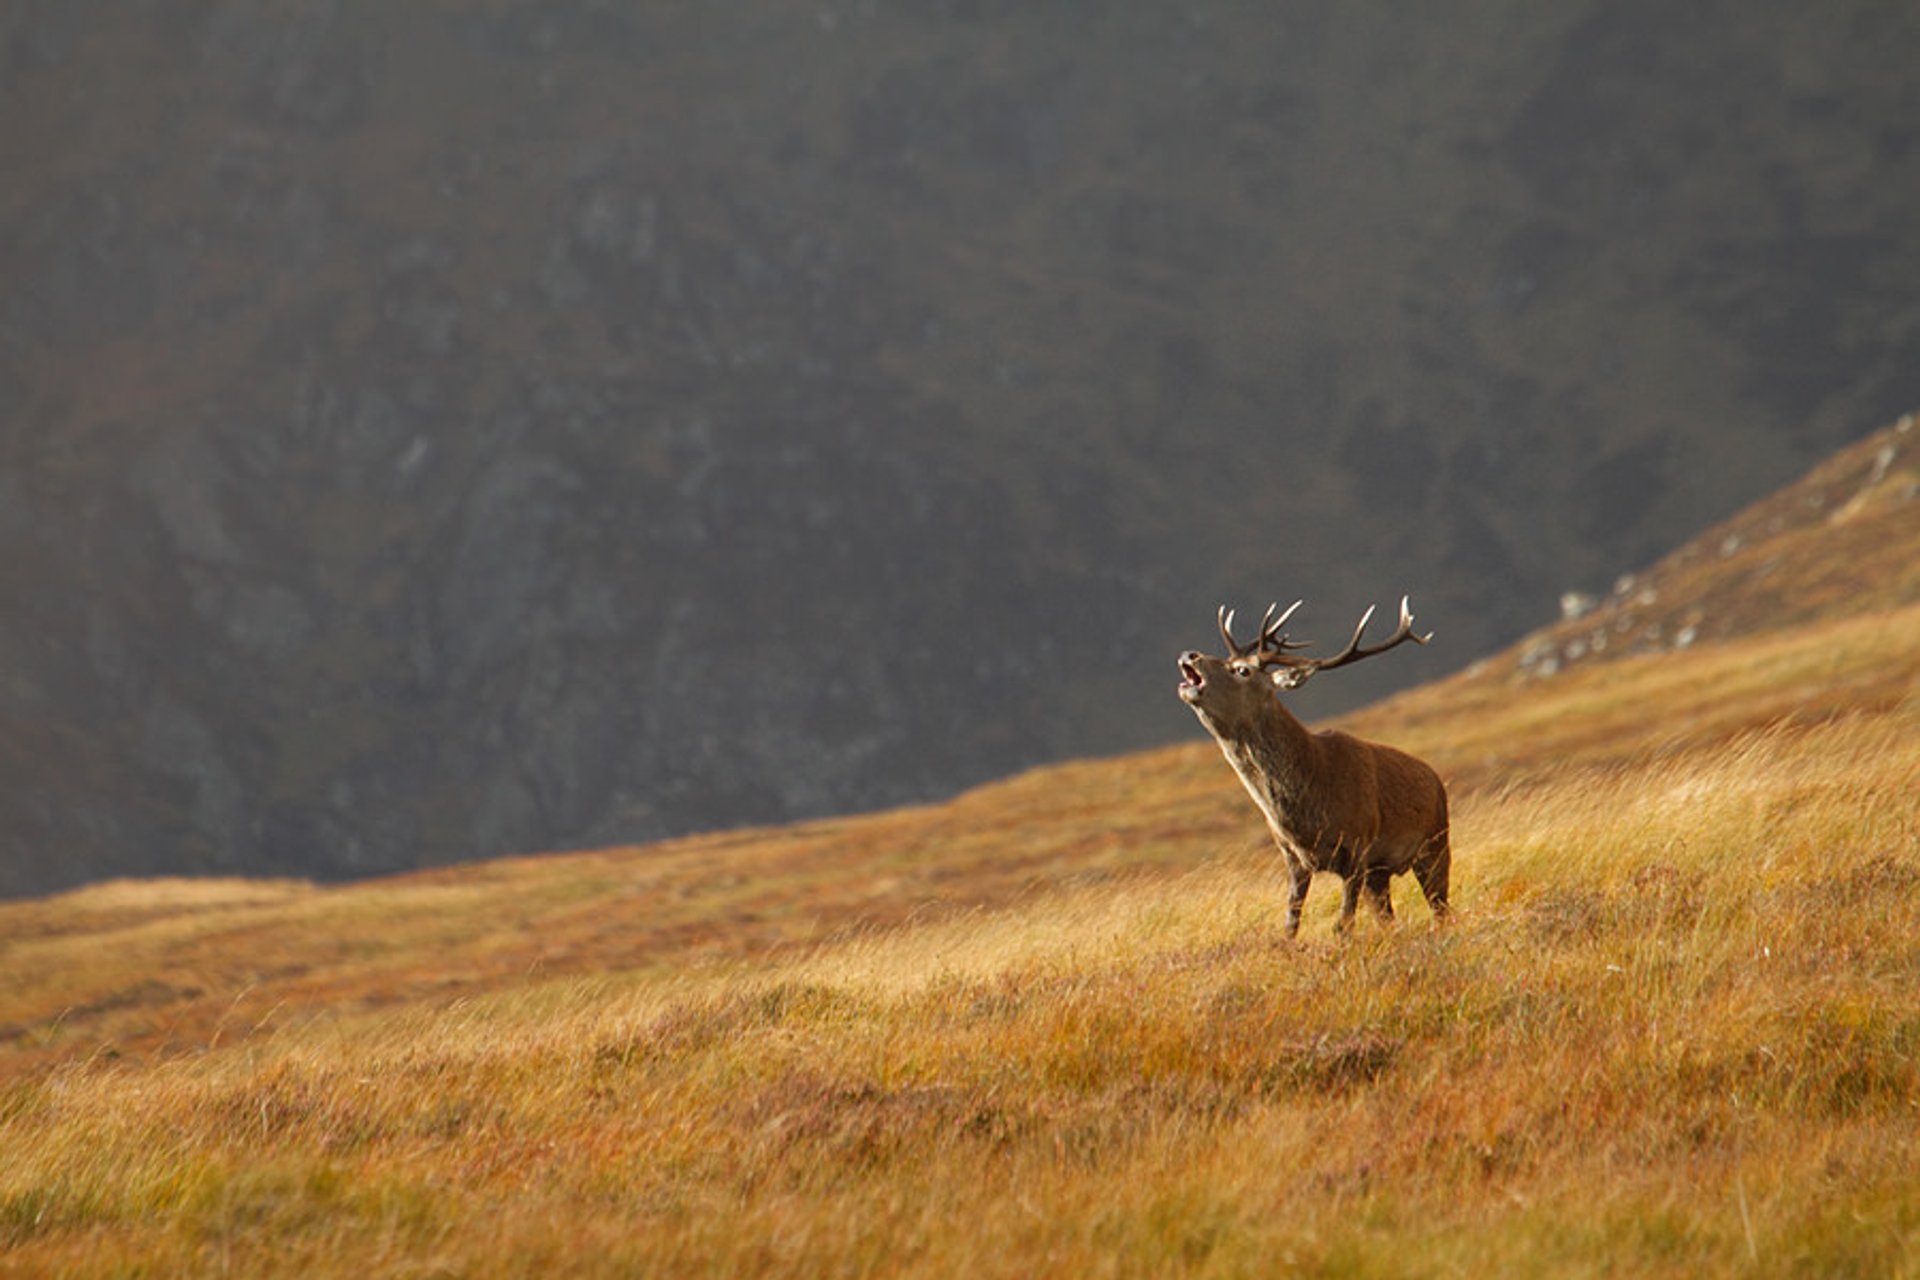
xmin=1177 ymin=597 xmax=1451 ymax=936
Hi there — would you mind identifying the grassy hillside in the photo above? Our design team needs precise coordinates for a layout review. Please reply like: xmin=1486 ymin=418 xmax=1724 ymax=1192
xmin=2 ymin=424 xmax=1917 ymax=1275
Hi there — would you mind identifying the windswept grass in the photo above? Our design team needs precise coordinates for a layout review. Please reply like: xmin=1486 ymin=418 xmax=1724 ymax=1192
xmin=3 ymin=681 xmax=1918 ymax=1275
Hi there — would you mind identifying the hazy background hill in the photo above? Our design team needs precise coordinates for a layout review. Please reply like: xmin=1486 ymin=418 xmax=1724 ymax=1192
xmin=4 ymin=1 xmax=1920 ymax=897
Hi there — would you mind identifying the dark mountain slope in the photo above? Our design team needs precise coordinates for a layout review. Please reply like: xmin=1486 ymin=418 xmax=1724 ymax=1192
xmin=3 ymin=2 xmax=1920 ymax=895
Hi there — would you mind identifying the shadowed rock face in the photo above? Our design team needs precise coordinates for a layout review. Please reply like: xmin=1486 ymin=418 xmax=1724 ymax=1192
xmin=4 ymin=2 xmax=1920 ymax=897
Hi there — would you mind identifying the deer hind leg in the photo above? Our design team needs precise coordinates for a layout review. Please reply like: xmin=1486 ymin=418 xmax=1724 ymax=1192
xmin=1363 ymin=867 xmax=1396 ymax=924
xmin=1283 ymin=860 xmax=1312 ymax=938
xmin=1414 ymin=836 xmax=1452 ymax=923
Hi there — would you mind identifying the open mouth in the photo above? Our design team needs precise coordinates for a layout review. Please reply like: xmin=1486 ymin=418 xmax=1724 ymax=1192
xmin=1177 ymin=657 xmax=1204 ymax=701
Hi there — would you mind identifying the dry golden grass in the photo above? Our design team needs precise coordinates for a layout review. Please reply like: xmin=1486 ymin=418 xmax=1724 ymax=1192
xmin=2 ymin=595 xmax=1917 ymax=1276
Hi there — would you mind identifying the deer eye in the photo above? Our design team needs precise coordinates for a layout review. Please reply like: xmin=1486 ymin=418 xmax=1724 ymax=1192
xmin=1233 ymin=664 xmax=1253 ymax=678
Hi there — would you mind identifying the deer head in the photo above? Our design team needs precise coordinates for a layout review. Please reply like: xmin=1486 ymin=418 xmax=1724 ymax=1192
xmin=1177 ymin=596 xmax=1432 ymax=718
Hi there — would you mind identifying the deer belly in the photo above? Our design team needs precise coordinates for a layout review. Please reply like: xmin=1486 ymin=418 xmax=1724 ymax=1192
xmin=1267 ymin=820 xmax=1405 ymax=878
xmin=1264 ymin=821 xmax=1351 ymax=875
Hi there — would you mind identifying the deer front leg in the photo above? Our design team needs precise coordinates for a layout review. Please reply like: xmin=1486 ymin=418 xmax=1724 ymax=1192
xmin=1336 ymin=874 xmax=1362 ymax=934
xmin=1283 ymin=860 xmax=1312 ymax=937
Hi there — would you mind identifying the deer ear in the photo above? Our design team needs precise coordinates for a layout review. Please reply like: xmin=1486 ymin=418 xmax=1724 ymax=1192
xmin=1269 ymin=666 xmax=1312 ymax=691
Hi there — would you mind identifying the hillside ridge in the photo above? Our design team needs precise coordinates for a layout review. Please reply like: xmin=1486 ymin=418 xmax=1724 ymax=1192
xmin=1501 ymin=412 xmax=1920 ymax=680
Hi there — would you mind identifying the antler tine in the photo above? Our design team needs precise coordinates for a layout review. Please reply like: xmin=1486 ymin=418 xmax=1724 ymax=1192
xmin=1399 ymin=594 xmax=1435 ymax=646
xmin=1337 ymin=603 xmax=1380 ymax=659
xmin=1258 ymin=600 xmax=1306 ymax=644
xmin=1217 ymin=605 xmax=1249 ymax=658
xmin=1253 ymin=599 xmax=1312 ymax=661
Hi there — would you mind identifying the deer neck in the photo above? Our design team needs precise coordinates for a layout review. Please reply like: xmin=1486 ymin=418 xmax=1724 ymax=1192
xmin=1205 ymin=698 xmax=1323 ymax=840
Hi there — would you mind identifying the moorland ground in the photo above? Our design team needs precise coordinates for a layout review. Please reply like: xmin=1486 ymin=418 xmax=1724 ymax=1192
xmin=3 ymin=425 xmax=1918 ymax=1277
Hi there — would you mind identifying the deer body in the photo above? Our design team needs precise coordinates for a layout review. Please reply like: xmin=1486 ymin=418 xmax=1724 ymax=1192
xmin=1179 ymin=598 xmax=1451 ymax=936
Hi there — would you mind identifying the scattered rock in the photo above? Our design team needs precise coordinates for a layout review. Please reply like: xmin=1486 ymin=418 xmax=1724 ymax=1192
xmin=1870 ymin=444 xmax=1897 ymax=483
xmin=1517 ymin=638 xmax=1561 ymax=678
xmin=1560 ymin=592 xmax=1598 ymax=622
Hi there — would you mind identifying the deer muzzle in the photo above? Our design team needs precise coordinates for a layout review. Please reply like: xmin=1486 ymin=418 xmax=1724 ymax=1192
xmin=1177 ymin=653 xmax=1206 ymax=703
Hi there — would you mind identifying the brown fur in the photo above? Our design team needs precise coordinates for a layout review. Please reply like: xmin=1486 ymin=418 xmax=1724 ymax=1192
xmin=1178 ymin=649 xmax=1451 ymax=935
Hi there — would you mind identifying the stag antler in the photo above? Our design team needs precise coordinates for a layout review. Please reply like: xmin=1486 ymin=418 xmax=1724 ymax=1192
xmin=1263 ymin=595 xmax=1432 ymax=678
xmin=1218 ymin=600 xmax=1310 ymax=660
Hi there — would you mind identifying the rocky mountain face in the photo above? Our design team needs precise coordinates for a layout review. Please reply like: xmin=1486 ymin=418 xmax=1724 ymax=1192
xmin=4 ymin=2 xmax=1919 ymax=897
